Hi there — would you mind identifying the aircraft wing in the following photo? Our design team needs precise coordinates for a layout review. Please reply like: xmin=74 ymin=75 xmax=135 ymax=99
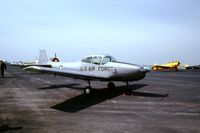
xmin=24 ymin=66 xmax=109 ymax=81
xmin=11 ymin=63 xmax=52 ymax=68
xmin=21 ymin=64 xmax=52 ymax=68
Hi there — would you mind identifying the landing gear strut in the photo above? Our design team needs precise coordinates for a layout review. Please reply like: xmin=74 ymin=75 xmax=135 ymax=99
xmin=84 ymin=80 xmax=93 ymax=95
xmin=124 ymin=81 xmax=132 ymax=95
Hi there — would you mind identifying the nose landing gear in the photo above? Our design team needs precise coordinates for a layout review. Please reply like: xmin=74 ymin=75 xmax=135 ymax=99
xmin=124 ymin=81 xmax=133 ymax=95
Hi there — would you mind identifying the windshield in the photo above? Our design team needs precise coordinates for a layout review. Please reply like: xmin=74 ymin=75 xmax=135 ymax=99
xmin=81 ymin=55 xmax=117 ymax=65
xmin=92 ymin=56 xmax=102 ymax=65
xmin=102 ymin=56 xmax=116 ymax=65
xmin=81 ymin=56 xmax=92 ymax=63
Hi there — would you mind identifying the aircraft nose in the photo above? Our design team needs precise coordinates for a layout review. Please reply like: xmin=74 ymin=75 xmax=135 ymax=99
xmin=129 ymin=66 xmax=147 ymax=80
xmin=140 ymin=66 xmax=151 ymax=73
xmin=118 ymin=65 xmax=146 ymax=81
xmin=127 ymin=66 xmax=146 ymax=74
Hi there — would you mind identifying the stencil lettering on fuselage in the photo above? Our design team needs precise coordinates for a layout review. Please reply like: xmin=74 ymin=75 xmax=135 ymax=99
xmin=80 ymin=66 xmax=116 ymax=73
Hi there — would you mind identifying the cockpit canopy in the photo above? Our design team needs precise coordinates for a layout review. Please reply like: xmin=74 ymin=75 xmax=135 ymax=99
xmin=81 ymin=55 xmax=117 ymax=65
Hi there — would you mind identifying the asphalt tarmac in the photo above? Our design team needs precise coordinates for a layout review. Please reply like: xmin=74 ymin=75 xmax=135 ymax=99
xmin=0 ymin=65 xmax=200 ymax=133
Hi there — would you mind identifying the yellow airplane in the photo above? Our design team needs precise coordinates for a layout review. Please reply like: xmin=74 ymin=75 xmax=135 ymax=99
xmin=152 ymin=61 xmax=180 ymax=71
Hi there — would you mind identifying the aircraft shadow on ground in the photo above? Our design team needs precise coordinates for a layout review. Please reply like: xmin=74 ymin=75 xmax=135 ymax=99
xmin=0 ymin=124 xmax=23 ymax=132
xmin=38 ymin=83 xmax=81 ymax=90
xmin=50 ymin=84 xmax=169 ymax=113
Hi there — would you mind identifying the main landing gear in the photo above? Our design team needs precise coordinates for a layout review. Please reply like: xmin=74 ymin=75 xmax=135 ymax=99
xmin=84 ymin=81 xmax=116 ymax=95
xmin=83 ymin=81 xmax=132 ymax=95
xmin=84 ymin=86 xmax=92 ymax=95
xmin=107 ymin=82 xmax=115 ymax=89
xmin=84 ymin=80 xmax=93 ymax=95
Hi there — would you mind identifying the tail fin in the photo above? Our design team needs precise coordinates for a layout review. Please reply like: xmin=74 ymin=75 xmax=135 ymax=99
xmin=37 ymin=49 xmax=48 ymax=64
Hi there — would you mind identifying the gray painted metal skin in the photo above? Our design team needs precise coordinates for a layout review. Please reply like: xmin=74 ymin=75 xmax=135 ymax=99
xmin=24 ymin=55 xmax=149 ymax=94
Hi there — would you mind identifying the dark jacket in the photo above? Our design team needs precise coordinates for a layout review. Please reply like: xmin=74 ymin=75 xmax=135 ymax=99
xmin=0 ymin=62 xmax=7 ymax=70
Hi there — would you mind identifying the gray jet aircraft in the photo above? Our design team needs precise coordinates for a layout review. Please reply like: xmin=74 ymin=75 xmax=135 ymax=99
xmin=24 ymin=55 xmax=149 ymax=95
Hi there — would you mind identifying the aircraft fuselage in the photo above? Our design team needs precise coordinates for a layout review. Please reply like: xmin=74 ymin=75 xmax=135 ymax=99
xmin=51 ymin=61 xmax=146 ymax=82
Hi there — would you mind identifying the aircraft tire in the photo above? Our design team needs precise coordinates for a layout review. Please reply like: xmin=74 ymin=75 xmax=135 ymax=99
xmin=107 ymin=82 xmax=115 ymax=89
xmin=124 ymin=88 xmax=132 ymax=95
xmin=84 ymin=86 xmax=92 ymax=95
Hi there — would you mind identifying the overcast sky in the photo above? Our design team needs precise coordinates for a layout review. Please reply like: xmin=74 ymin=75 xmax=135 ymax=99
xmin=0 ymin=0 xmax=200 ymax=65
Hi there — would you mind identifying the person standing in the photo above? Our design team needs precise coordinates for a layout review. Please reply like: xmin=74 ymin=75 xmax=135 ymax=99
xmin=0 ymin=60 xmax=7 ymax=78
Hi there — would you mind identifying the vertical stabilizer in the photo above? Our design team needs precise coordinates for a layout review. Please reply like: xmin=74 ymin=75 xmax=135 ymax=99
xmin=37 ymin=49 xmax=48 ymax=64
